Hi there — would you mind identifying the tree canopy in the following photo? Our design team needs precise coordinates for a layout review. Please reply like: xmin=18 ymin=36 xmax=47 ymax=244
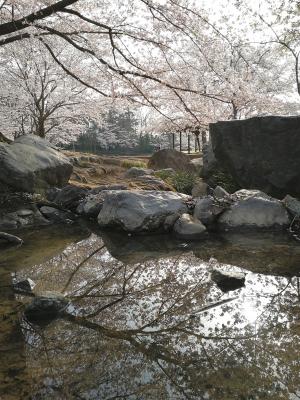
xmin=0 ymin=0 xmax=299 ymax=143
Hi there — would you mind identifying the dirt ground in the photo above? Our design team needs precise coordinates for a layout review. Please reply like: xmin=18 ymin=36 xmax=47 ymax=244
xmin=64 ymin=151 xmax=172 ymax=191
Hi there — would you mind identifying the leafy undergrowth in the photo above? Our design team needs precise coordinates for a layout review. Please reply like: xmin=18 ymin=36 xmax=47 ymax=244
xmin=155 ymin=170 xmax=197 ymax=195
xmin=205 ymin=166 xmax=239 ymax=193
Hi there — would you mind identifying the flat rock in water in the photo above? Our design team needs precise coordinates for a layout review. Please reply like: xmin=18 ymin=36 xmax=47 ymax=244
xmin=211 ymin=268 xmax=246 ymax=292
xmin=98 ymin=190 xmax=188 ymax=233
xmin=218 ymin=191 xmax=290 ymax=230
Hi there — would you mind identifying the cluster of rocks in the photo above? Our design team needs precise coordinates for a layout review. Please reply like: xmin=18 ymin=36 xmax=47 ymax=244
xmin=124 ymin=166 xmax=173 ymax=191
xmin=34 ymin=179 xmax=295 ymax=240
xmin=1 ymin=134 xmax=299 ymax=242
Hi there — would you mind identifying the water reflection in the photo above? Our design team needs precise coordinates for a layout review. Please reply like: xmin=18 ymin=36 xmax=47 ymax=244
xmin=1 ymin=226 xmax=300 ymax=399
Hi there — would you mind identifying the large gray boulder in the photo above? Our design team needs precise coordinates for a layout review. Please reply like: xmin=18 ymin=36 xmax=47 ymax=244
xmin=218 ymin=190 xmax=290 ymax=230
xmin=210 ymin=116 xmax=300 ymax=198
xmin=98 ymin=190 xmax=188 ymax=233
xmin=148 ymin=149 xmax=196 ymax=172
xmin=0 ymin=134 xmax=73 ymax=193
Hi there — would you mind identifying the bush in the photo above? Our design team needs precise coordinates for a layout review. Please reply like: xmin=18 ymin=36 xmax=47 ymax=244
xmin=121 ymin=159 xmax=147 ymax=169
xmin=171 ymin=172 xmax=197 ymax=194
xmin=154 ymin=171 xmax=196 ymax=194
xmin=154 ymin=169 xmax=175 ymax=181
xmin=206 ymin=167 xmax=239 ymax=193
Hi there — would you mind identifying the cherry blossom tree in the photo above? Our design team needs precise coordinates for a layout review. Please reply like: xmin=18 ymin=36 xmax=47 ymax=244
xmin=0 ymin=0 xmax=298 ymax=145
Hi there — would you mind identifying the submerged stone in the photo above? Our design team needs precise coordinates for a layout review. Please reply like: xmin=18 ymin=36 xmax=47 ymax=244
xmin=211 ymin=268 xmax=246 ymax=292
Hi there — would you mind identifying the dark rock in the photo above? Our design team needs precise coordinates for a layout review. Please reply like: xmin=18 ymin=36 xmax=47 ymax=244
xmin=46 ymin=187 xmax=61 ymax=202
xmin=193 ymin=196 xmax=227 ymax=227
xmin=24 ymin=291 xmax=69 ymax=323
xmin=39 ymin=206 xmax=75 ymax=223
xmin=148 ymin=149 xmax=196 ymax=172
xmin=202 ymin=141 xmax=217 ymax=177
xmin=0 ymin=232 xmax=23 ymax=245
xmin=0 ymin=134 xmax=73 ymax=193
xmin=210 ymin=116 xmax=300 ymax=198
xmin=0 ymin=207 xmax=49 ymax=230
xmin=211 ymin=268 xmax=246 ymax=292
xmin=76 ymin=193 xmax=105 ymax=217
xmin=53 ymin=184 xmax=88 ymax=211
xmin=282 ymin=195 xmax=300 ymax=217
xmin=13 ymin=278 xmax=36 ymax=294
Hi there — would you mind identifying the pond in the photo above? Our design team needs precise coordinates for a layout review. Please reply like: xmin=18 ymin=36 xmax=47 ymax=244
xmin=1 ymin=223 xmax=300 ymax=399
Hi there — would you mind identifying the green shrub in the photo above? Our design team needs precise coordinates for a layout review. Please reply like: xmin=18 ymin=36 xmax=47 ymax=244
xmin=121 ymin=159 xmax=147 ymax=169
xmin=170 ymin=172 xmax=197 ymax=195
xmin=154 ymin=169 xmax=174 ymax=181
xmin=207 ymin=167 xmax=239 ymax=193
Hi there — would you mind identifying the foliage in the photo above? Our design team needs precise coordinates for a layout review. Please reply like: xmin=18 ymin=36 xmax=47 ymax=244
xmin=0 ymin=0 xmax=297 ymax=145
xmin=206 ymin=166 xmax=240 ymax=194
xmin=154 ymin=169 xmax=175 ymax=181
xmin=158 ymin=171 xmax=197 ymax=195
xmin=121 ymin=160 xmax=147 ymax=169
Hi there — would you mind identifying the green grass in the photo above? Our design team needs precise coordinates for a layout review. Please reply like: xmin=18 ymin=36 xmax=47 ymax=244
xmin=121 ymin=159 xmax=147 ymax=169
xmin=155 ymin=170 xmax=197 ymax=195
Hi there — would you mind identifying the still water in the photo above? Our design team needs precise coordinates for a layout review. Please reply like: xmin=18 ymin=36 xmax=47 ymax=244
xmin=1 ymin=223 xmax=300 ymax=399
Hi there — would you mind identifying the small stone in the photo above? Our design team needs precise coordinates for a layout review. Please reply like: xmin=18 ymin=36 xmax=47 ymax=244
xmin=16 ymin=209 xmax=33 ymax=217
xmin=13 ymin=278 xmax=36 ymax=293
xmin=211 ymin=269 xmax=246 ymax=292
xmin=125 ymin=167 xmax=154 ymax=178
xmin=173 ymin=213 xmax=207 ymax=240
xmin=214 ymin=186 xmax=230 ymax=200
xmin=193 ymin=196 xmax=226 ymax=226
